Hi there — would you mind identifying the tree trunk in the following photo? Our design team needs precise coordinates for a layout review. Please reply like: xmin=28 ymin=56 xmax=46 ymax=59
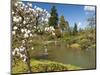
xmin=25 ymin=38 xmax=32 ymax=73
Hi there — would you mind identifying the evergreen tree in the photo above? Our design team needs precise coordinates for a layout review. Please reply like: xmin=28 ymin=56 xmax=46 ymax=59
xmin=59 ymin=15 xmax=69 ymax=32
xmin=49 ymin=6 xmax=58 ymax=28
xmin=59 ymin=15 xmax=66 ymax=31
xmin=73 ymin=23 xmax=78 ymax=35
xmin=66 ymin=21 xmax=70 ymax=32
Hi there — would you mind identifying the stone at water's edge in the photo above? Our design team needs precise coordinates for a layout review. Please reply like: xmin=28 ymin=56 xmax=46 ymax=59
xmin=70 ymin=43 xmax=81 ymax=49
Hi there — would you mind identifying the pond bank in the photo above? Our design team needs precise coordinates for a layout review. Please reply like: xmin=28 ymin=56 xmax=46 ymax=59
xmin=12 ymin=59 xmax=80 ymax=74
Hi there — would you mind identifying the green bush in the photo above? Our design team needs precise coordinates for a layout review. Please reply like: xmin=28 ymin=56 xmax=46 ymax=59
xmin=55 ymin=28 xmax=62 ymax=38
xmin=79 ymin=39 xmax=91 ymax=49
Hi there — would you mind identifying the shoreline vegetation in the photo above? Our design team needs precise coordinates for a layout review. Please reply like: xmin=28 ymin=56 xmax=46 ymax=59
xmin=12 ymin=59 xmax=80 ymax=74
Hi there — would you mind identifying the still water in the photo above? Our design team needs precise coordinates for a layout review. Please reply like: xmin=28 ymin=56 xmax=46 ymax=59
xmin=33 ymin=43 xmax=96 ymax=69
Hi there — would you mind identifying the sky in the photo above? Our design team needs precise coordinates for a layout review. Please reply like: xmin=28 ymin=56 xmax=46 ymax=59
xmin=23 ymin=1 xmax=96 ymax=29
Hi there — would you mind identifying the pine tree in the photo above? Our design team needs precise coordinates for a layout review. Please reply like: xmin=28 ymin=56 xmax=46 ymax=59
xmin=48 ymin=6 xmax=58 ymax=28
xmin=73 ymin=23 xmax=78 ymax=35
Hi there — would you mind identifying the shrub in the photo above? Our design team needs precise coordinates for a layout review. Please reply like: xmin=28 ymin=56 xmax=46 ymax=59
xmin=55 ymin=27 xmax=62 ymax=38
xmin=79 ymin=39 xmax=91 ymax=49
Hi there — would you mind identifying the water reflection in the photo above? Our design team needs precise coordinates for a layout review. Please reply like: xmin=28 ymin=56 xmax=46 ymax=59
xmin=32 ymin=43 xmax=96 ymax=69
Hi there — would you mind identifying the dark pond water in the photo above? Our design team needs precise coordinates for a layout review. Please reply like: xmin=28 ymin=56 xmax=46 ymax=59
xmin=32 ymin=42 xmax=96 ymax=69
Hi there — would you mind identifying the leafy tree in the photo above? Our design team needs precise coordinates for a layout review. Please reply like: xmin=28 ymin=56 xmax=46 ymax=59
xmin=49 ymin=6 xmax=58 ymax=28
xmin=87 ymin=15 xmax=96 ymax=35
xmin=68 ymin=26 xmax=73 ymax=35
xmin=73 ymin=23 xmax=78 ymax=35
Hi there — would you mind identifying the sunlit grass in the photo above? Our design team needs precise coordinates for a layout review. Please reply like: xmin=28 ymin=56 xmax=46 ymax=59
xmin=12 ymin=59 xmax=80 ymax=74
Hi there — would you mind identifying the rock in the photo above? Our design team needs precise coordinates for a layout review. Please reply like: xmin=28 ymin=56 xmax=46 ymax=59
xmin=70 ymin=43 xmax=81 ymax=49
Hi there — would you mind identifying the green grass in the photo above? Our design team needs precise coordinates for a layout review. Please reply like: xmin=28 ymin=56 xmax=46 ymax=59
xmin=12 ymin=59 xmax=80 ymax=74
xmin=12 ymin=60 xmax=28 ymax=74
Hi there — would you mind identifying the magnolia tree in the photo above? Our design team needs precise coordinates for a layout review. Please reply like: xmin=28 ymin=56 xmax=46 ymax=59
xmin=12 ymin=1 xmax=50 ymax=72
xmin=44 ymin=26 xmax=56 ymax=36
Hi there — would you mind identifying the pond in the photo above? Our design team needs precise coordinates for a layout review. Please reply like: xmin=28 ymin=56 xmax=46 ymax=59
xmin=32 ymin=42 xmax=96 ymax=69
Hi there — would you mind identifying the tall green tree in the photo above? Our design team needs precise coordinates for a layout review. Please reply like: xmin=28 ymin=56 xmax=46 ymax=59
xmin=48 ymin=6 xmax=58 ymax=28
xmin=73 ymin=23 xmax=78 ymax=35
xmin=66 ymin=21 xmax=70 ymax=32
xmin=59 ymin=15 xmax=69 ymax=31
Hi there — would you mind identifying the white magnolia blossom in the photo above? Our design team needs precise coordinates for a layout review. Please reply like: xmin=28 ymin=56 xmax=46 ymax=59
xmin=20 ymin=53 xmax=23 ymax=58
xmin=15 ymin=2 xmax=22 ymax=7
xmin=19 ymin=46 xmax=25 ymax=52
xmin=25 ymin=5 xmax=28 ymax=9
xmin=12 ymin=48 xmax=19 ymax=56
xmin=13 ymin=17 xmax=19 ymax=23
xmin=24 ymin=33 xmax=29 ymax=38
xmin=27 ymin=3 xmax=32 ymax=7
xmin=22 ymin=40 xmax=25 ymax=44
xmin=20 ymin=6 xmax=24 ymax=10
xmin=13 ymin=26 xmax=18 ymax=30
xmin=15 ymin=2 xmax=18 ymax=7
xmin=27 ymin=30 xmax=31 ymax=34
xmin=45 ymin=26 xmax=55 ymax=33
xmin=30 ymin=33 xmax=32 ymax=37
xmin=47 ymin=12 xmax=50 ymax=18
xmin=17 ymin=51 xmax=20 ymax=55
xmin=22 ymin=54 xmax=27 ymax=62
xmin=12 ymin=31 xmax=16 ymax=35
xmin=23 ymin=20 xmax=26 ymax=24
xmin=14 ymin=48 xmax=19 ymax=52
xmin=22 ymin=2 xmax=25 ymax=7
xmin=26 ymin=25 xmax=29 ymax=27
xmin=23 ymin=57 xmax=27 ymax=62
xmin=33 ymin=26 xmax=36 ymax=29
xmin=24 ymin=29 xmax=27 ymax=32
xmin=30 ymin=40 xmax=32 ymax=42
xmin=31 ymin=47 xmax=34 ymax=50
xmin=12 ymin=11 xmax=14 ymax=15
xmin=50 ymin=26 xmax=55 ymax=31
xmin=44 ymin=18 xmax=48 ymax=22
xmin=12 ymin=2 xmax=50 ymax=63
xmin=36 ymin=7 xmax=43 ymax=12
xmin=12 ymin=50 xmax=16 ymax=56
xmin=52 ymin=32 xmax=56 ymax=36
xmin=21 ymin=29 xmax=24 ymax=33
xmin=38 ymin=30 xmax=41 ymax=33
xmin=12 ymin=46 xmax=28 ymax=63
xmin=13 ymin=16 xmax=22 ymax=23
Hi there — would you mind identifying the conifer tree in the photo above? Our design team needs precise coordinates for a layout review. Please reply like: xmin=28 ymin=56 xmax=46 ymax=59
xmin=49 ymin=6 xmax=58 ymax=28
xmin=73 ymin=23 xmax=78 ymax=35
xmin=59 ymin=15 xmax=69 ymax=31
